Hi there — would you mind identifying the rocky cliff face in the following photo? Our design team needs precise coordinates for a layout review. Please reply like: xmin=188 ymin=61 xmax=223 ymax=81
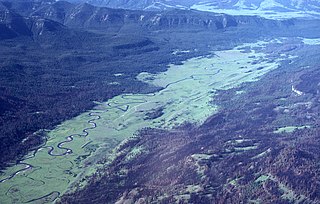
xmin=26 ymin=2 xmax=239 ymax=30
xmin=0 ymin=2 xmax=72 ymax=40
xmin=0 ymin=3 xmax=32 ymax=39
xmin=63 ymin=0 xmax=320 ymax=12
xmin=58 ymin=0 xmax=320 ymax=19
xmin=3 ymin=0 xmax=320 ymax=16
xmin=1 ymin=0 xmax=298 ymax=40
xmin=3 ymin=0 xmax=295 ymax=32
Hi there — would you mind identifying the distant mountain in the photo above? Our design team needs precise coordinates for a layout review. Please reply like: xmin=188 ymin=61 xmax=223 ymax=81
xmin=190 ymin=0 xmax=320 ymax=19
xmin=0 ymin=3 xmax=32 ymax=39
xmin=2 ymin=0 xmax=302 ymax=34
xmin=31 ymin=2 xmax=242 ymax=31
xmin=2 ymin=0 xmax=305 ymax=44
xmin=3 ymin=0 xmax=319 ymax=19
xmin=62 ymin=0 xmax=320 ymax=19
xmin=0 ymin=2 xmax=71 ymax=40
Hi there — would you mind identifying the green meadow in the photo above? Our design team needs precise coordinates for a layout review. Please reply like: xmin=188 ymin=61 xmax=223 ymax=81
xmin=0 ymin=40 xmax=291 ymax=203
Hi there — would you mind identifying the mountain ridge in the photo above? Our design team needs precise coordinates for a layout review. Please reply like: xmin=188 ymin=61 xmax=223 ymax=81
xmin=55 ymin=0 xmax=320 ymax=19
xmin=1 ymin=0 xmax=299 ymax=34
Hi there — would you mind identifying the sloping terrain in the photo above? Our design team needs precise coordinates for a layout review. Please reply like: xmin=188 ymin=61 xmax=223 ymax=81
xmin=59 ymin=0 xmax=320 ymax=19
xmin=58 ymin=0 xmax=320 ymax=12
xmin=1 ymin=0 xmax=288 ymax=30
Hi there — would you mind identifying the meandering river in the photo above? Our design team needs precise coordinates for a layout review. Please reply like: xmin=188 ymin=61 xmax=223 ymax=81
xmin=0 ymin=40 xmax=290 ymax=203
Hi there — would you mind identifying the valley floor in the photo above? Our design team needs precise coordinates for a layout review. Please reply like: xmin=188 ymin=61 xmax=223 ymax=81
xmin=1 ymin=38 xmax=317 ymax=203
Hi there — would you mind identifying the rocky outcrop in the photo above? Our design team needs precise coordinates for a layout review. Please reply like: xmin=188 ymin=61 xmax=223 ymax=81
xmin=0 ymin=2 xmax=69 ymax=40
xmin=25 ymin=1 xmax=291 ymax=32
xmin=0 ymin=0 xmax=304 ymax=40
xmin=0 ymin=3 xmax=32 ymax=39
xmin=62 ymin=0 xmax=320 ymax=14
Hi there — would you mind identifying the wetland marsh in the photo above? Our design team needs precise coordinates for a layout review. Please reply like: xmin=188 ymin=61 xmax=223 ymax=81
xmin=0 ymin=40 xmax=292 ymax=203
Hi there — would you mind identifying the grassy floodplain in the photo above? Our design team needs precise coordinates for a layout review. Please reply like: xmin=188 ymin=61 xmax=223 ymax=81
xmin=0 ymin=40 xmax=292 ymax=203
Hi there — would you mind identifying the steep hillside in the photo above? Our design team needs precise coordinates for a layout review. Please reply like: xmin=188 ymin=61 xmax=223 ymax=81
xmin=1 ymin=1 xmax=272 ymax=30
xmin=61 ymin=0 xmax=320 ymax=19
xmin=0 ymin=1 xmax=76 ymax=41
xmin=0 ymin=3 xmax=32 ymax=39
xmin=3 ymin=1 xmax=306 ymax=32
